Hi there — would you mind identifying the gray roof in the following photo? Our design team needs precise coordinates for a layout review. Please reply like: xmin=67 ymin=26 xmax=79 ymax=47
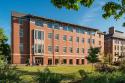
xmin=112 ymin=32 xmax=125 ymax=40
xmin=105 ymin=32 xmax=125 ymax=40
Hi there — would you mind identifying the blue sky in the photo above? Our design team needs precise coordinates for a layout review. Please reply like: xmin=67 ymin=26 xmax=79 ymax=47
xmin=0 ymin=0 xmax=125 ymax=43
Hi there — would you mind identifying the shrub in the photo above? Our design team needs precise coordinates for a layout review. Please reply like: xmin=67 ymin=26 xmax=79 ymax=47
xmin=0 ymin=56 xmax=21 ymax=83
xmin=95 ymin=63 xmax=116 ymax=73
xmin=37 ymin=67 xmax=67 ymax=83
xmin=80 ymin=71 xmax=125 ymax=83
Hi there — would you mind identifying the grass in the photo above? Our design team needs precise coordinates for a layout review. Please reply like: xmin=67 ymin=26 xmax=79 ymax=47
xmin=16 ymin=65 xmax=93 ymax=82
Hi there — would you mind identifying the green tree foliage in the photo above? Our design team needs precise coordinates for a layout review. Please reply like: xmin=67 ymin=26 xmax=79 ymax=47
xmin=0 ymin=28 xmax=10 ymax=63
xmin=87 ymin=47 xmax=100 ymax=63
xmin=0 ymin=56 xmax=21 ymax=83
xmin=86 ymin=47 xmax=100 ymax=71
xmin=51 ymin=0 xmax=94 ymax=10
xmin=51 ymin=0 xmax=125 ymax=27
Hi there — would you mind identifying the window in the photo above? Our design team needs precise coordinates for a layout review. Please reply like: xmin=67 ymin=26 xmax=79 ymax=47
xmin=20 ymin=43 xmax=23 ymax=54
xmin=76 ymin=37 xmax=79 ymax=42
xmin=54 ymin=23 xmax=60 ymax=30
xmin=69 ymin=59 xmax=73 ymax=64
xmin=38 ymin=31 xmax=41 ymax=40
xmin=48 ymin=33 xmax=52 ymax=39
xmin=19 ymin=18 xmax=23 ymax=24
xmin=76 ymin=28 xmax=80 ymax=33
xmin=91 ymin=32 xmax=95 ymax=35
xmin=55 ymin=46 xmax=59 ymax=52
xmin=41 ymin=31 xmax=44 ymax=40
xmin=69 ymin=36 xmax=73 ymax=41
xmin=55 ymin=59 xmax=59 ymax=65
xmin=63 ymin=59 xmax=67 ymax=64
xmin=48 ymin=46 xmax=52 ymax=53
xmin=76 ymin=48 xmax=79 ymax=53
xmin=81 ymin=59 xmax=84 ymax=64
xmin=63 ymin=47 xmax=67 ymax=53
xmin=87 ymin=31 xmax=91 ymax=35
xmin=82 ymin=48 xmax=84 ymax=53
xmin=92 ymin=39 xmax=95 ymax=44
xmin=55 ymin=34 xmax=59 ymax=40
xmin=47 ymin=22 xmax=53 ymax=28
xmin=115 ymin=45 xmax=116 ymax=50
xmin=82 ymin=38 xmax=84 ymax=43
xmin=34 ymin=30 xmax=44 ymax=40
xmin=34 ymin=44 xmax=37 ymax=53
xmin=63 ymin=26 xmax=68 ymax=31
xmin=99 ymin=34 xmax=101 ymax=38
xmin=67 ymin=26 xmax=73 ymax=32
xmin=41 ymin=45 xmax=44 ymax=53
xmin=63 ymin=35 xmax=67 ymax=41
xmin=38 ymin=44 xmax=41 ymax=53
xmin=19 ymin=28 xmax=23 ymax=37
xmin=35 ymin=20 xmax=43 ymax=26
xmin=99 ymin=41 xmax=101 ymax=45
xmin=80 ymin=29 xmax=85 ymax=34
xmin=88 ymin=39 xmax=90 ymax=44
xmin=117 ymin=46 xmax=119 ymax=50
xmin=69 ymin=47 xmax=73 ymax=53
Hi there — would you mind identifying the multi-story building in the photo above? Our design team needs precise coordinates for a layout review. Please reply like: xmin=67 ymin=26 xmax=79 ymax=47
xmin=104 ymin=27 xmax=125 ymax=62
xmin=11 ymin=12 xmax=104 ymax=65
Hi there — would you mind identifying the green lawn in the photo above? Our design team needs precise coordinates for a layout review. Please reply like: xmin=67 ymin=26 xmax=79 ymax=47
xmin=16 ymin=65 xmax=93 ymax=82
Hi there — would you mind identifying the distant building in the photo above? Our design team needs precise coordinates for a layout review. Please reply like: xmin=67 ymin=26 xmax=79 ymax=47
xmin=11 ymin=12 xmax=104 ymax=65
xmin=104 ymin=27 xmax=125 ymax=62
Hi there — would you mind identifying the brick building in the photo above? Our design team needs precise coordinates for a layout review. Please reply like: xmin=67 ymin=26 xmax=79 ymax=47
xmin=11 ymin=12 xmax=104 ymax=65
xmin=104 ymin=27 xmax=125 ymax=62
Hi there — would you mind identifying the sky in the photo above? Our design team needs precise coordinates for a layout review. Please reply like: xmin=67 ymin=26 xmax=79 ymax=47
xmin=0 ymin=0 xmax=125 ymax=43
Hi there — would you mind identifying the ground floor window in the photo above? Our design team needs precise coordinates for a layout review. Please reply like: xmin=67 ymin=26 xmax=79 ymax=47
xmin=63 ymin=59 xmax=67 ymax=64
xmin=69 ymin=59 xmax=73 ymax=64
xmin=76 ymin=59 xmax=79 ymax=65
xmin=55 ymin=59 xmax=59 ymax=65
xmin=81 ymin=59 xmax=84 ymax=64
xmin=48 ymin=58 xmax=52 ymax=65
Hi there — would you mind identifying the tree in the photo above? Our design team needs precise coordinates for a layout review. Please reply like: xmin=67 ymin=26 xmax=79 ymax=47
xmin=51 ymin=0 xmax=125 ymax=27
xmin=86 ymin=47 xmax=100 ymax=71
xmin=0 ymin=28 xmax=11 ymax=63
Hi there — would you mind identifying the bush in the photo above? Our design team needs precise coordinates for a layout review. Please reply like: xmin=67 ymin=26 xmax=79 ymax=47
xmin=0 ymin=56 xmax=21 ymax=83
xmin=80 ymin=71 xmax=125 ymax=83
xmin=95 ymin=63 xmax=116 ymax=73
xmin=37 ymin=67 xmax=68 ymax=83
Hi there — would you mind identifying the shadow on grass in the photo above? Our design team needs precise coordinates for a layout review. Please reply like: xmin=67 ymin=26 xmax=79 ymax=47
xmin=15 ymin=67 xmax=79 ymax=83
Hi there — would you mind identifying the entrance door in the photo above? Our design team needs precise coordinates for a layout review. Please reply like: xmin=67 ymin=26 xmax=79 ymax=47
xmin=35 ymin=57 xmax=43 ymax=65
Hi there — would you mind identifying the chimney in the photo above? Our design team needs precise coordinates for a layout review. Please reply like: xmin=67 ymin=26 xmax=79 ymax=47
xmin=109 ymin=26 xmax=115 ymax=34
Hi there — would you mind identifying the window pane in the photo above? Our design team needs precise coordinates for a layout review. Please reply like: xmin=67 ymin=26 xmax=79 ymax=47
xmin=76 ymin=37 xmax=79 ymax=42
xmin=47 ymin=22 xmax=53 ymax=28
xmin=82 ymin=38 xmax=84 ymax=43
xmin=48 ymin=46 xmax=52 ymax=53
xmin=63 ymin=47 xmax=67 ymax=53
xmin=20 ymin=43 xmax=23 ymax=54
xmin=63 ymin=35 xmax=67 ymax=41
xmin=69 ymin=36 xmax=73 ymax=41
xmin=55 ymin=46 xmax=59 ymax=52
xmin=63 ymin=26 xmax=68 ymax=31
xmin=48 ymin=33 xmax=52 ymax=39
xmin=20 ymin=28 xmax=23 ymax=37
xmin=19 ymin=18 xmax=23 ymax=24
xmin=38 ymin=31 xmax=41 ymax=39
xmin=35 ymin=20 xmax=43 ymax=26
xmin=55 ymin=34 xmax=59 ymax=40
xmin=69 ymin=47 xmax=73 ymax=53
xmin=38 ymin=44 xmax=41 ymax=53
xmin=67 ymin=26 xmax=73 ymax=32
